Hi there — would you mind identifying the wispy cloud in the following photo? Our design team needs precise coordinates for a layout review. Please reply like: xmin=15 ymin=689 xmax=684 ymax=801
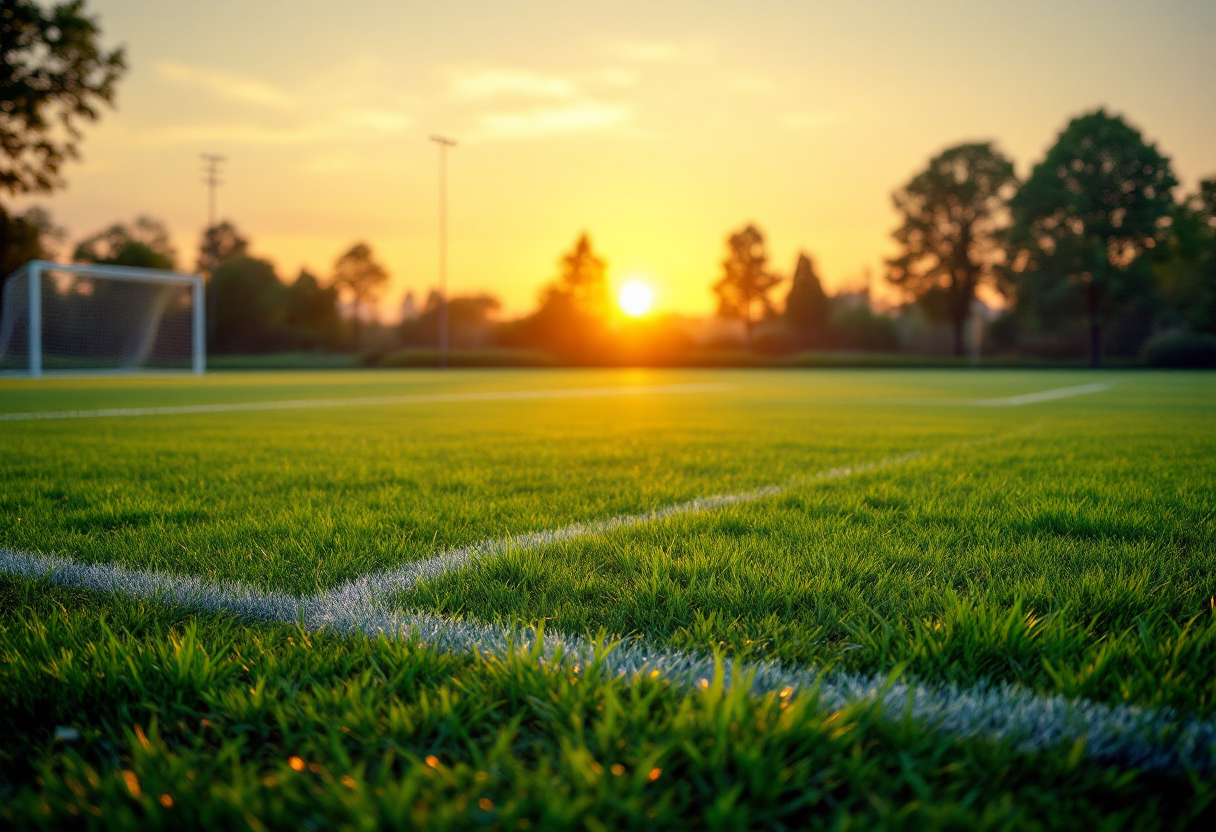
xmin=450 ymin=68 xmax=577 ymax=100
xmin=472 ymin=101 xmax=634 ymax=140
xmin=156 ymin=61 xmax=295 ymax=110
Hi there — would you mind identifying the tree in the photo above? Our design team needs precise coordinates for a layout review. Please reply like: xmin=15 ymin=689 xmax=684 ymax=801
xmin=548 ymin=232 xmax=607 ymax=316
xmin=1 ymin=0 xmax=123 ymax=281
xmin=196 ymin=221 xmax=249 ymax=273
xmin=887 ymin=142 xmax=1016 ymax=356
xmin=713 ymin=224 xmax=781 ymax=348
xmin=783 ymin=253 xmax=829 ymax=348
xmin=523 ymin=233 xmax=610 ymax=361
xmin=74 ymin=215 xmax=176 ymax=269
xmin=283 ymin=269 xmax=341 ymax=348
xmin=211 ymin=255 xmax=285 ymax=353
xmin=1 ymin=0 xmax=125 ymax=198
xmin=332 ymin=242 xmax=388 ymax=346
xmin=1008 ymin=109 xmax=1177 ymax=366
xmin=1 ymin=204 xmax=59 ymax=275
xmin=0 ymin=205 xmax=60 ymax=322
xmin=1156 ymin=178 xmax=1216 ymax=335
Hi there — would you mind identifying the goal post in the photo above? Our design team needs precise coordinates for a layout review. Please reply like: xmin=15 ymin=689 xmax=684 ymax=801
xmin=0 ymin=260 xmax=206 ymax=377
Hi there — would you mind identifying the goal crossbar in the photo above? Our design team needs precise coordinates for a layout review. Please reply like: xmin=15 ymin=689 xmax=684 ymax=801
xmin=0 ymin=260 xmax=206 ymax=377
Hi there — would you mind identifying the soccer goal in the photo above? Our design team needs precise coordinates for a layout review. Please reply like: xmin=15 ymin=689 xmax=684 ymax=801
xmin=0 ymin=260 xmax=205 ymax=377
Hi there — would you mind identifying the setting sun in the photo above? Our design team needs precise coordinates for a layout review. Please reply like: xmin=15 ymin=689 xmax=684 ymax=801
xmin=618 ymin=280 xmax=654 ymax=317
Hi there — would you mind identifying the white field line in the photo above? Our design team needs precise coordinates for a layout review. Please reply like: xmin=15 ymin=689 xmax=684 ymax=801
xmin=0 ymin=382 xmax=731 ymax=422
xmin=878 ymin=382 xmax=1111 ymax=408
xmin=3 ymin=439 xmax=1213 ymax=774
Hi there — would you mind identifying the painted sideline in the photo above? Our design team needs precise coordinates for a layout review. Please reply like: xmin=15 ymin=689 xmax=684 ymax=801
xmin=3 ymin=437 xmax=1212 ymax=774
xmin=0 ymin=382 xmax=730 ymax=422
xmin=878 ymin=382 xmax=1111 ymax=408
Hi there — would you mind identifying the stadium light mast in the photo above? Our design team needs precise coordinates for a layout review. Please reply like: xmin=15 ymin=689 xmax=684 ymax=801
xmin=430 ymin=135 xmax=456 ymax=369
xmin=201 ymin=154 xmax=225 ymax=345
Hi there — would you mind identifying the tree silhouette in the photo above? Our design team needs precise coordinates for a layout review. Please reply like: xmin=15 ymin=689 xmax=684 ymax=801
xmin=74 ymin=215 xmax=176 ymax=270
xmin=887 ymin=142 xmax=1016 ymax=356
xmin=333 ymin=242 xmax=388 ymax=347
xmin=196 ymin=221 xmax=249 ymax=273
xmin=1157 ymin=178 xmax=1216 ymax=336
xmin=547 ymin=232 xmax=607 ymax=316
xmin=283 ymin=269 xmax=342 ymax=348
xmin=783 ymin=253 xmax=829 ymax=348
xmin=1008 ymin=109 xmax=1176 ymax=367
xmin=713 ymin=224 xmax=781 ymax=348
xmin=524 ymin=233 xmax=610 ymax=360
xmin=1 ymin=0 xmax=125 ymax=198
xmin=1 ymin=206 xmax=60 ymax=275
xmin=212 ymin=256 xmax=285 ymax=353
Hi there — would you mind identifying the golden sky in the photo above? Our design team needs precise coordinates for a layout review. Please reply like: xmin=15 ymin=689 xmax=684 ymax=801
xmin=14 ymin=0 xmax=1216 ymax=318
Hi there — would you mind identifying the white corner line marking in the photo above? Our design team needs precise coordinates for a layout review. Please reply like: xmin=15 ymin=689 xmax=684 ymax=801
xmin=2 ymin=433 xmax=1211 ymax=774
xmin=0 ymin=382 xmax=732 ymax=422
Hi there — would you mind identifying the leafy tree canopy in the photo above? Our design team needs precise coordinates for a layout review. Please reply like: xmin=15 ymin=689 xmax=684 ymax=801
xmin=212 ymin=255 xmax=284 ymax=353
xmin=73 ymin=214 xmax=176 ymax=270
xmin=197 ymin=221 xmax=249 ymax=273
xmin=283 ymin=268 xmax=341 ymax=345
xmin=887 ymin=142 xmax=1016 ymax=356
xmin=333 ymin=241 xmax=388 ymax=345
xmin=0 ymin=204 xmax=59 ymax=276
xmin=713 ymin=223 xmax=781 ymax=347
xmin=1157 ymin=177 xmax=1216 ymax=335
xmin=1 ymin=0 xmax=125 ymax=197
xmin=1008 ymin=108 xmax=1177 ymax=365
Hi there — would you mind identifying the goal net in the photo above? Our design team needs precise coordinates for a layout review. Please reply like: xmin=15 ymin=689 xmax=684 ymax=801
xmin=0 ymin=261 xmax=205 ymax=376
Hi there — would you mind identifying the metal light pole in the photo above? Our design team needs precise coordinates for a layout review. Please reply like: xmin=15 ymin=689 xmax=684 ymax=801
xmin=430 ymin=135 xmax=456 ymax=368
xmin=201 ymin=154 xmax=225 ymax=345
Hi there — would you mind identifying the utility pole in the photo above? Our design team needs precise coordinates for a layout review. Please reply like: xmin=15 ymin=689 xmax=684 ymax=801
xmin=201 ymin=154 xmax=225 ymax=346
xmin=430 ymin=135 xmax=456 ymax=368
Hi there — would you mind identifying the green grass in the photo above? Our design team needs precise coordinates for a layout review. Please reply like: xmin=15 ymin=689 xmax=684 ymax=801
xmin=405 ymin=400 xmax=1216 ymax=715
xmin=2 ymin=369 xmax=1214 ymax=827
xmin=2 ymin=580 xmax=1209 ymax=830
xmin=1 ymin=369 xmax=1036 ymax=592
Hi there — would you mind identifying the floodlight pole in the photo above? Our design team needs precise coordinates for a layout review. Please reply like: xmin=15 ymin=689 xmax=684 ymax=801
xmin=430 ymin=135 xmax=456 ymax=369
xmin=201 ymin=154 xmax=225 ymax=348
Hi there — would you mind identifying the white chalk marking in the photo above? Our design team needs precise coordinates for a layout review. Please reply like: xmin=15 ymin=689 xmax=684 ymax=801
xmin=878 ymin=383 xmax=1111 ymax=408
xmin=0 ymin=382 xmax=731 ymax=422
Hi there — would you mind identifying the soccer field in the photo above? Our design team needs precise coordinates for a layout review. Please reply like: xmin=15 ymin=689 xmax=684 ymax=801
xmin=2 ymin=369 xmax=1214 ymax=828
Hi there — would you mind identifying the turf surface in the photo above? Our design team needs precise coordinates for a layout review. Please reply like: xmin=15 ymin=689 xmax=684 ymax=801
xmin=1 ymin=368 xmax=1214 ymax=828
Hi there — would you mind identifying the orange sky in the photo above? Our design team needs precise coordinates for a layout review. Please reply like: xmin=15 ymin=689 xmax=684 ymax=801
xmin=13 ymin=0 xmax=1216 ymax=319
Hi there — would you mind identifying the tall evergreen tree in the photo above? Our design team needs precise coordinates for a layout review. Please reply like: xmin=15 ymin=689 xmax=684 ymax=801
xmin=783 ymin=253 xmax=829 ymax=348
